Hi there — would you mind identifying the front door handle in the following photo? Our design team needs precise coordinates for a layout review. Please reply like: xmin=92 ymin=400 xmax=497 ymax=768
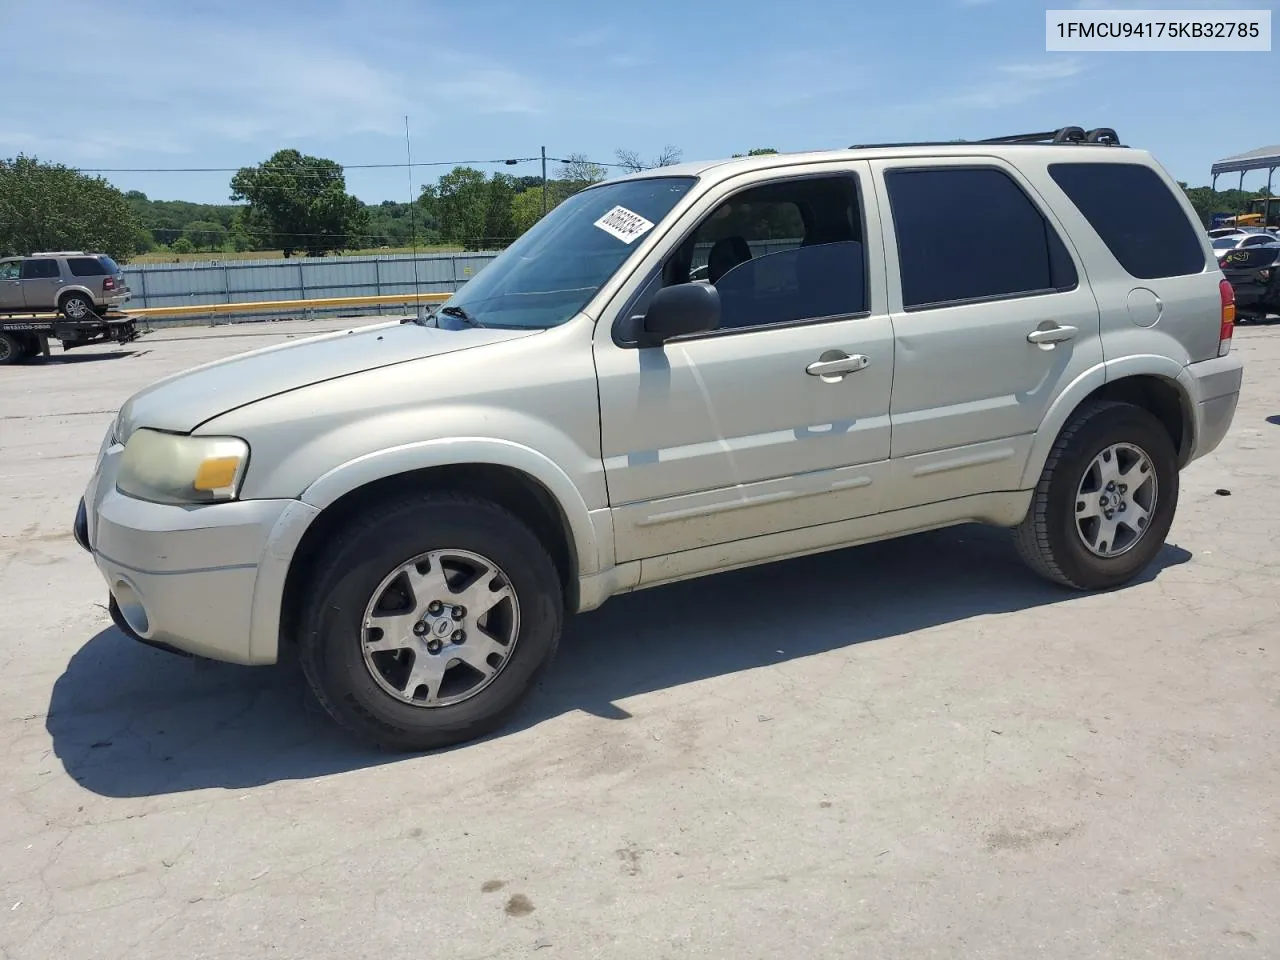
xmin=1027 ymin=323 xmax=1078 ymax=345
xmin=806 ymin=350 xmax=870 ymax=380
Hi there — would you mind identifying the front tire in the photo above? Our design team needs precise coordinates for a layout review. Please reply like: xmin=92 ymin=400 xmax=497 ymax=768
xmin=1015 ymin=401 xmax=1179 ymax=590
xmin=299 ymin=493 xmax=564 ymax=751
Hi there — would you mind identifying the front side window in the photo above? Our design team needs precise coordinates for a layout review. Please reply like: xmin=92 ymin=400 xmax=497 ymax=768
xmin=655 ymin=175 xmax=867 ymax=331
xmin=439 ymin=176 xmax=695 ymax=329
xmin=886 ymin=166 xmax=1078 ymax=310
xmin=0 ymin=261 xmax=19 ymax=281
xmin=21 ymin=259 xmax=61 ymax=280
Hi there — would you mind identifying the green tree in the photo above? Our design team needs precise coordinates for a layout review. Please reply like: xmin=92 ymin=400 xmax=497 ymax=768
xmin=171 ymin=237 xmax=195 ymax=254
xmin=0 ymin=155 xmax=143 ymax=261
xmin=732 ymin=147 xmax=779 ymax=157
xmin=483 ymin=173 xmax=517 ymax=248
xmin=183 ymin=219 xmax=228 ymax=251
xmin=511 ymin=189 xmax=550 ymax=235
xmin=1179 ymin=183 xmax=1267 ymax=227
xmin=427 ymin=166 xmax=490 ymax=246
xmin=229 ymin=148 xmax=369 ymax=257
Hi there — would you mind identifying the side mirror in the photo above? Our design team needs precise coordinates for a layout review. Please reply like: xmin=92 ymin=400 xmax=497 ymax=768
xmin=636 ymin=282 xmax=721 ymax=346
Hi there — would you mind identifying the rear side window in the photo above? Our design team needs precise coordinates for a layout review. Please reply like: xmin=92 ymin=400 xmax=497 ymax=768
xmin=1048 ymin=162 xmax=1205 ymax=279
xmin=885 ymin=167 xmax=1078 ymax=310
xmin=20 ymin=259 xmax=60 ymax=280
xmin=68 ymin=256 xmax=108 ymax=276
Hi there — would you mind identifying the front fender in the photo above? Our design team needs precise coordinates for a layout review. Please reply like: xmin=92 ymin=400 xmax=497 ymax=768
xmin=299 ymin=437 xmax=605 ymax=577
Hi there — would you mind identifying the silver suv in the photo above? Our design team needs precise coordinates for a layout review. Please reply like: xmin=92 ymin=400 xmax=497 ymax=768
xmin=0 ymin=251 xmax=131 ymax=319
xmin=73 ymin=128 xmax=1244 ymax=751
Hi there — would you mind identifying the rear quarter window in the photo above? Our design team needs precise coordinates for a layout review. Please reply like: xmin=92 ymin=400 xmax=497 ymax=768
xmin=1048 ymin=162 xmax=1205 ymax=279
xmin=68 ymin=257 xmax=108 ymax=277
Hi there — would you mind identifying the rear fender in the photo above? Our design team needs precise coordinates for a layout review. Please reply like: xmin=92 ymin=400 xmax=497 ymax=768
xmin=1017 ymin=355 xmax=1188 ymax=489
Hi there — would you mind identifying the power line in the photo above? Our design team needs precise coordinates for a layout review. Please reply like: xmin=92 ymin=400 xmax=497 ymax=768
xmin=77 ymin=155 xmax=631 ymax=175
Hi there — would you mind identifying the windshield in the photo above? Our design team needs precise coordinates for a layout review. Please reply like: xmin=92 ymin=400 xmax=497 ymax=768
xmin=439 ymin=176 xmax=695 ymax=329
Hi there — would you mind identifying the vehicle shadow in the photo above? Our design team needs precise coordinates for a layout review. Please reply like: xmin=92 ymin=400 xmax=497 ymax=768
xmin=1267 ymin=415 xmax=1280 ymax=426
xmin=25 ymin=350 xmax=139 ymax=364
xmin=48 ymin=524 xmax=1192 ymax=798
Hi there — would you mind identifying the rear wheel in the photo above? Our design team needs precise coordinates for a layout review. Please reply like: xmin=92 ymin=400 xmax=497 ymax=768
xmin=0 ymin=332 xmax=24 ymax=365
xmin=1015 ymin=401 xmax=1178 ymax=590
xmin=59 ymin=292 xmax=94 ymax=320
xmin=299 ymin=493 xmax=564 ymax=751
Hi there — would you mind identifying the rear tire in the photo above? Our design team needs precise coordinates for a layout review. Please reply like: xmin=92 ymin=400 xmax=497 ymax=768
xmin=0 ymin=332 xmax=24 ymax=365
xmin=1015 ymin=401 xmax=1178 ymax=590
xmin=59 ymin=293 xmax=94 ymax=320
xmin=298 ymin=492 xmax=564 ymax=751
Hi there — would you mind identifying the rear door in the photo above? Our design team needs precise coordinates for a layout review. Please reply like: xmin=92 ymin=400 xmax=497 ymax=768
xmin=870 ymin=157 xmax=1103 ymax=511
xmin=19 ymin=258 xmax=64 ymax=310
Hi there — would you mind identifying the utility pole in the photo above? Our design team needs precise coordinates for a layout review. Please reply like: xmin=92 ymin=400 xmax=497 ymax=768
xmin=541 ymin=146 xmax=547 ymax=216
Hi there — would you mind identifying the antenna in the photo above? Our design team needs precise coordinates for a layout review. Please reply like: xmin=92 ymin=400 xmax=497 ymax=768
xmin=405 ymin=115 xmax=424 ymax=317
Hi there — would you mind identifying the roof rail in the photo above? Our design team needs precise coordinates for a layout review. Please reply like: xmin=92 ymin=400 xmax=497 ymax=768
xmin=848 ymin=126 xmax=1124 ymax=151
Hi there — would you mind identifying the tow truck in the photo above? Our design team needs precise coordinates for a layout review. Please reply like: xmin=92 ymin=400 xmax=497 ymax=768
xmin=0 ymin=310 xmax=141 ymax=365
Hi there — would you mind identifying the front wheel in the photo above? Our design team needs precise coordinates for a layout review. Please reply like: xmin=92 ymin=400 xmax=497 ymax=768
xmin=299 ymin=493 xmax=564 ymax=751
xmin=1015 ymin=401 xmax=1179 ymax=590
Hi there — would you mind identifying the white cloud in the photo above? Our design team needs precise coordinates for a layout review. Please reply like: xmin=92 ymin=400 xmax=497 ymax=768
xmin=0 ymin=0 xmax=549 ymax=163
xmin=923 ymin=59 xmax=1086 ymax=111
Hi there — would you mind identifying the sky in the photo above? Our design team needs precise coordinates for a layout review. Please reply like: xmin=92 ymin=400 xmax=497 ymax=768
xmin=2 ymin=0 xmax=1276 ymax=205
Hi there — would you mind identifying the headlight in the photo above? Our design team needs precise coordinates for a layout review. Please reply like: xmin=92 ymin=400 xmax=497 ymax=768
xmin=116 ymin=428 xmax=250 ymax=505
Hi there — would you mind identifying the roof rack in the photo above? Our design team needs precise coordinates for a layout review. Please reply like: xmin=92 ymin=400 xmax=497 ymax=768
xmin=979 ymin=126 xmax=1121 ymax=145
xmin=849 ymin=126 xmax=1124 ymax=150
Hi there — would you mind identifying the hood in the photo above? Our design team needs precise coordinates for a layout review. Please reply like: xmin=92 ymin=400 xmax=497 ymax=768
xmin=117 ymin=320 xmax=540 ymax=437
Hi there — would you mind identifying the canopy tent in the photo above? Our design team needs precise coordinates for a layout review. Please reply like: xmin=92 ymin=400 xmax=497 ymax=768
xmin=1211 ymin=144 xmax=1280 ymax=193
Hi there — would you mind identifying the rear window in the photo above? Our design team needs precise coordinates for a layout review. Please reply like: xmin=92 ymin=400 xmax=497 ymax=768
xmin=1048 ymin=162 xmax=1205 ymax=279
xmin=68 ymin=256 xmax=108 ymax=276
xmin=98 ymin=255 xmax=121 ymax=274
xmin=885 ymin=166 xmax=1078 ymax=310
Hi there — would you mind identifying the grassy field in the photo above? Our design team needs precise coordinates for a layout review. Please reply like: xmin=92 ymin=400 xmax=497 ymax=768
xmin=130 ymin=244 xmax=470 ymax=264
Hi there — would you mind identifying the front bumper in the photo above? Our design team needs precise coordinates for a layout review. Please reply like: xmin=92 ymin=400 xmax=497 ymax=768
xmin=76 ymin=440 xmax=318 ymax=665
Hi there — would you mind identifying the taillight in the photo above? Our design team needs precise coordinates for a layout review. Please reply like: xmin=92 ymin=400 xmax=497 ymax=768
xmin=1218 ymin=258 xmax=1229 ymax=269
xmin=102 ymin=276 xmax=116 ymax=290
xmin=1219 ymin=278 xmax=1235 ymax=357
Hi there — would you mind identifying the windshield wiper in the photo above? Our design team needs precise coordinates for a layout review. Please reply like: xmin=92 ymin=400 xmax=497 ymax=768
xmin=439 ymin=305 xmax=485 ymax=328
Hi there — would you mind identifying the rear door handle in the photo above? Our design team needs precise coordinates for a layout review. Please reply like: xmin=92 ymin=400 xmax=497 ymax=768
xmin=806 ymin=351 xmax=870 ymax=380
xmin=1026 ymin=323 xmax=1078 ymax=345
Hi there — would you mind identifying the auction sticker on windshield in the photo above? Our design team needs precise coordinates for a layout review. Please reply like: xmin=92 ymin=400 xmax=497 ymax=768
xmin=593 ymin=205 xmax=656 ymax=244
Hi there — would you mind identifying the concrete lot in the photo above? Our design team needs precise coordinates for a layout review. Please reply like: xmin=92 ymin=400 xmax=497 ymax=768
xmin=1 ymin=317 xmax=1277 ymax=959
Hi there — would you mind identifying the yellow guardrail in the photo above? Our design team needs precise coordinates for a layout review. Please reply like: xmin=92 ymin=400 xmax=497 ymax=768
xmin=129 ymin=292 xmax=452 ymax=319
xmin=5 ymin=292 xmax=453 ymax=323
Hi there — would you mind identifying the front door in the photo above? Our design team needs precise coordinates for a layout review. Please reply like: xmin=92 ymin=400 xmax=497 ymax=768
xmin=594 ymin=165 xmax=895 ymax=565
xmin=0 ymin=261 xmax=22 ymax=311
xmin=19 ymin=258 xmax=64 ymax=311
xmin=869 ymin=157 xmax=1104 ymax=509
